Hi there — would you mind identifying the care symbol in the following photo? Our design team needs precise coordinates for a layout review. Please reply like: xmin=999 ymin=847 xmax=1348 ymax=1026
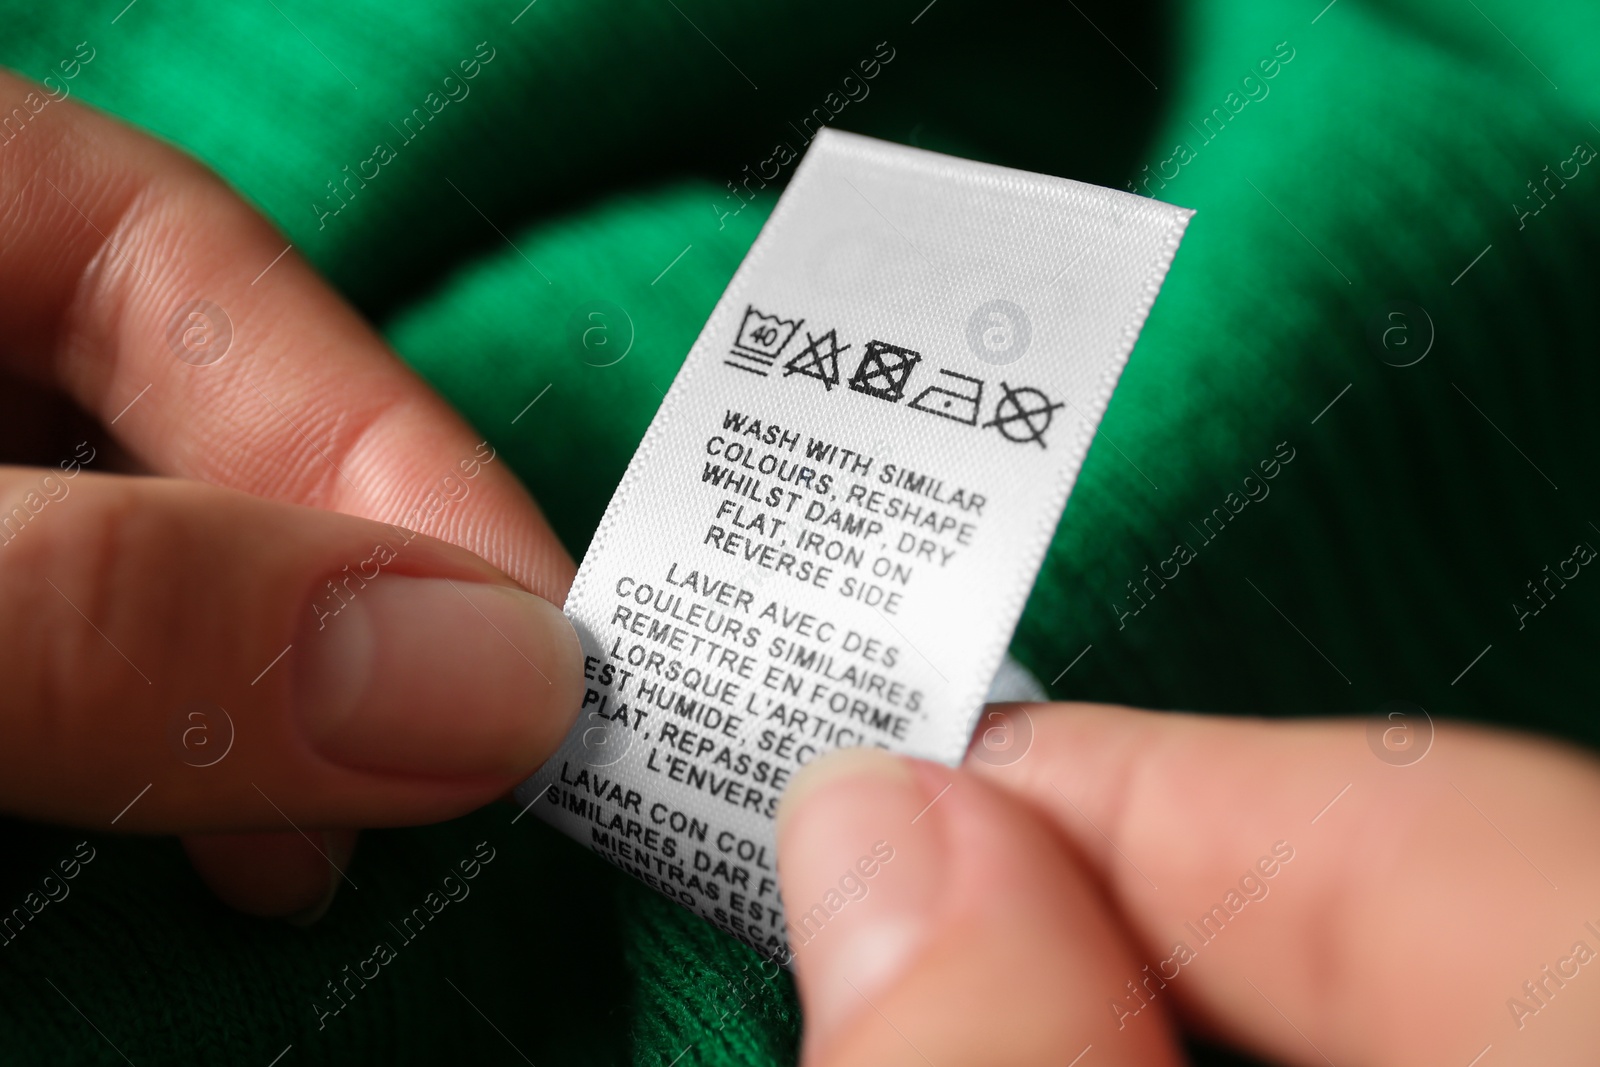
xmin=847 ymin=340 xmax=921 ymax=403
xmin=908 ymin=369 xmax=983 ymax=425
xmin=784 ymin=329 xmax=848 ymax=390
xmin=983 ymin=382 xmax=1063 ymax=448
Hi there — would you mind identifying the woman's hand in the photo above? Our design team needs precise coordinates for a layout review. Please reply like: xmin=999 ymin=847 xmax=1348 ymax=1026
xmin=778 ymin=704 xmax=1600 ymax=1066
xmin=0 ymin=69 xmax=583 ymax=921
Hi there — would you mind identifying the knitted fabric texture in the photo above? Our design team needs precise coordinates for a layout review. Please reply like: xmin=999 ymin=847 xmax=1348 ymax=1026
xmin=1 ymin=0 xmax=1596 ymax=1063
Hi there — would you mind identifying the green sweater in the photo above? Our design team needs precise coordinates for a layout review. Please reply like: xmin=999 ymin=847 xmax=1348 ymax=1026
xmin=3 ymin=0 xmax=1597 ymax=1063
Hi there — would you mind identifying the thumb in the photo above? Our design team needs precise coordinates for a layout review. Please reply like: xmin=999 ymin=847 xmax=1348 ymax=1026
xmin=0 ymin=468 xmax=584 ymax=830
xmin=776 ymin=747 xmax=1185 ymax=1067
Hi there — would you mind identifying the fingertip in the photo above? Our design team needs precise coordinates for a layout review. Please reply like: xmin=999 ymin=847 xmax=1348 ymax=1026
xmin=182 ymin=829 xmax=355 ymax=920
xmin=777 ymin=746 xmax=916 ymax=840
xmin=777 ymin=748 xmax=944 ymax=1055
xmin=292 ymin=577 xmax=585 ymax=780
xmin=782 ymin=757 xmax=1186 ymax=1067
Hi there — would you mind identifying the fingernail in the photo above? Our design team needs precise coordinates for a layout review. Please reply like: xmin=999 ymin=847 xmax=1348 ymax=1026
xmin=295 ymin=577 xmax=584 ymax=778
xmin=287 ymin=831 xmax=353 ymax=928
xmin=777 ymin=748 xmax=947 ymax=1047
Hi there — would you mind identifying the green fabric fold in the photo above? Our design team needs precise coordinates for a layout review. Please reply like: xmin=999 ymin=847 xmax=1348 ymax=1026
xmin=2 ymin=0 xmax=1596 ymax=1062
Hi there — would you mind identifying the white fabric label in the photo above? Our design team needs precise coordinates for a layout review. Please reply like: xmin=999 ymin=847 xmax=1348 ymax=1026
xmin=516 ymin=129 xmax=1191 ymax=958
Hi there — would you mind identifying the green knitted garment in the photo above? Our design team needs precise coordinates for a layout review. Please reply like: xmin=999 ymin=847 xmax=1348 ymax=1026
xmin=3 ymin=1 xmax=1597 ymax=1063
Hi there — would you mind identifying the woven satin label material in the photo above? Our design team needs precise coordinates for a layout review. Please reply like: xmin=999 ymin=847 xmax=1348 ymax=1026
xmin=517 ymin=129 xmax=1191 ymax=957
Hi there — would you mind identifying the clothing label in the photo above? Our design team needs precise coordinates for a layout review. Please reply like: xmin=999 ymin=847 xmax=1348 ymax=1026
xmin=516 ymin=129 xmax=1191 ymax=958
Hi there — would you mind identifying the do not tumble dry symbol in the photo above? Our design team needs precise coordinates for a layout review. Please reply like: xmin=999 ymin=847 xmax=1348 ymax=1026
xmin=848 ymin=339 xmax=921 ymax=402
xmin=983 ymin=382 xmax=1063 ymax=449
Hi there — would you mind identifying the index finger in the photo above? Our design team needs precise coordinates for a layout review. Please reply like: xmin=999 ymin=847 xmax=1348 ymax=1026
xmin=0 ymin=67 xmax=572 ymax=599
xmin=968 ymin=704 xmax=1600 ymax=1065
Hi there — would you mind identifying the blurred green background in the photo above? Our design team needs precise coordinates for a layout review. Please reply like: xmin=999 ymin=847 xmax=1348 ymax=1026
xmin=2 ymin=0 xmax=1597 ymax=1063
